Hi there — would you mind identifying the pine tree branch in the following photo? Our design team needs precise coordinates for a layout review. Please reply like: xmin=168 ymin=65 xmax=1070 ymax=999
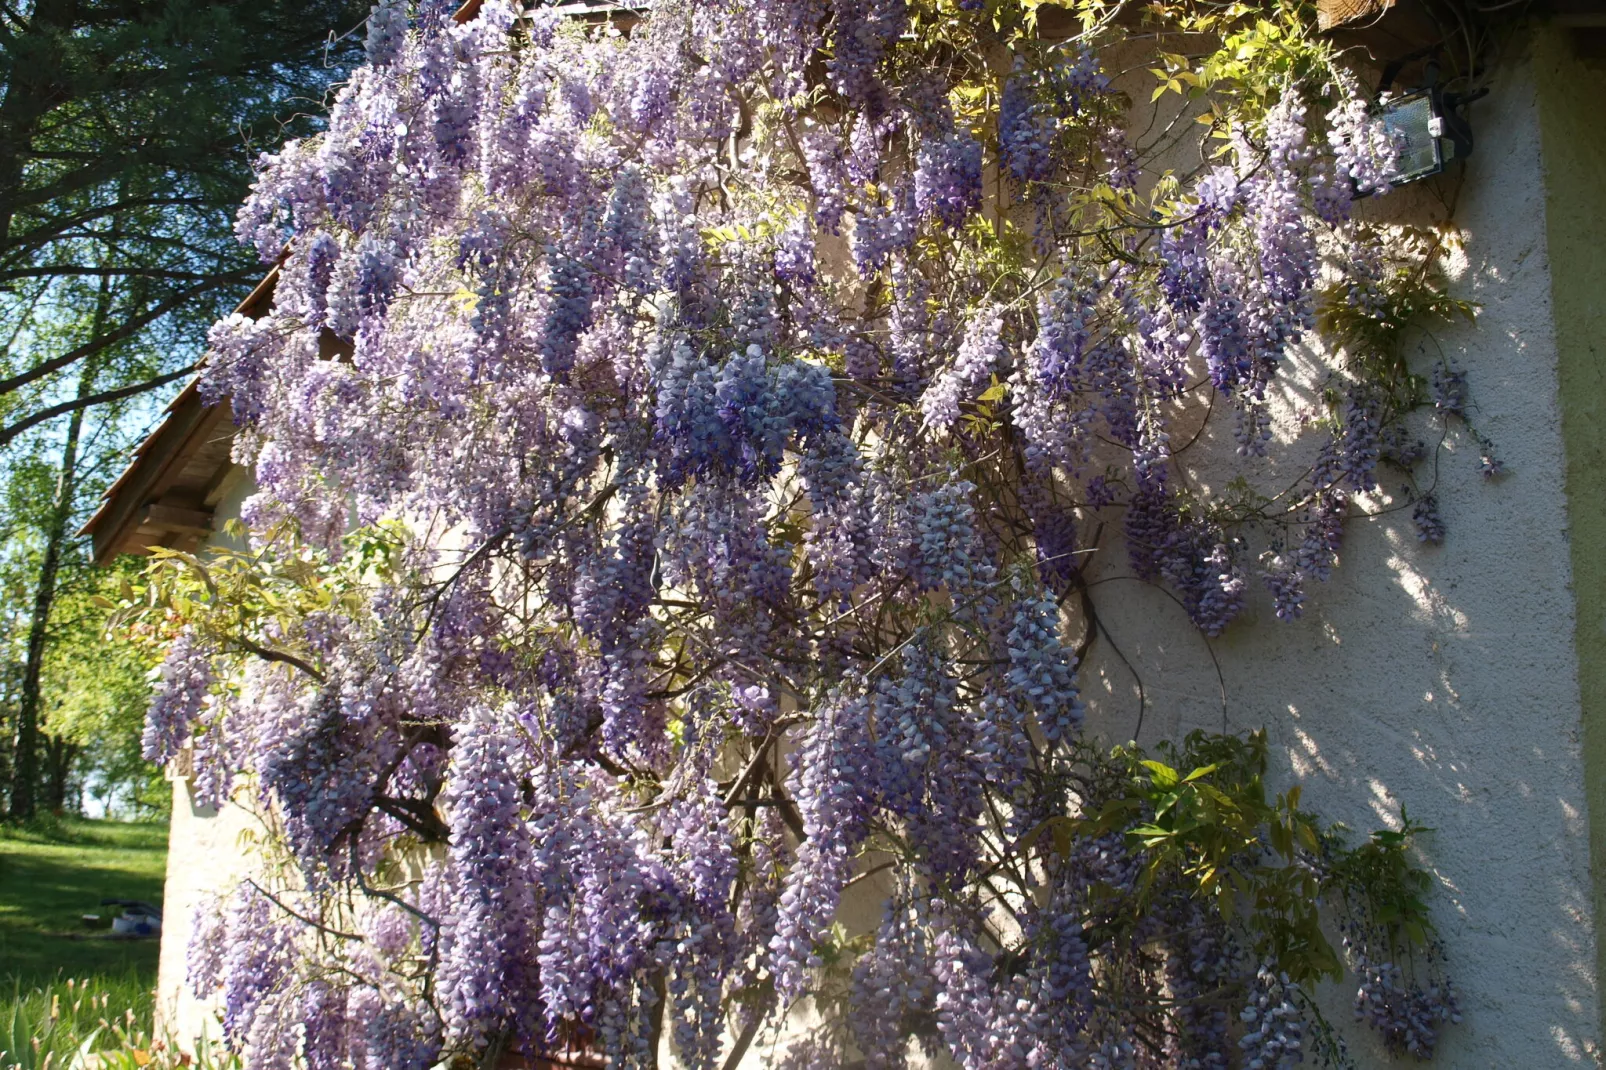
xmin=0 ymin=196 xmax=228 ymax=267
xmin=0 ymin=266 xmax=229 ymax=283
xmin=0 ymin=364 xmax=197 ymax=448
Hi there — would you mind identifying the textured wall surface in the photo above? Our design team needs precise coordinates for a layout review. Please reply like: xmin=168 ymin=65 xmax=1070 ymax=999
xmin=1535 ymin=24 xmax=1606 ymax=1050
xmin=153 ymin=470 xmax=259 ymax=1049
xmin=1076 ymin=35 xmax=1601 ymax=1067
xmin=154 ymin=774 xmax=260 ymax=1049
xmin=151 ymin=34 xmax=1601 ymax=1069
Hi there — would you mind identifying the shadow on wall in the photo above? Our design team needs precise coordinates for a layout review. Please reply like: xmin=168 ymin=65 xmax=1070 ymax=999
xmin=1075 ymin=38 xmax=1598 ymax=1068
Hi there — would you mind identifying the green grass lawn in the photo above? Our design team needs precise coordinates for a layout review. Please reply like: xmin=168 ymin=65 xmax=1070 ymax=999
xmin=0 ymin=819 xmax=170 ymax=1068
xmin=0 ymin=820 xmax=196 ymax=1069
xmin=0 ymin=818 xmax=167 ymax=987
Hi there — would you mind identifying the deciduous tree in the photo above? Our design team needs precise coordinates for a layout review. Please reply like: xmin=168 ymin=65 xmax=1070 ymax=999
xmin=0 ymin=0 xmax=372 ymax=818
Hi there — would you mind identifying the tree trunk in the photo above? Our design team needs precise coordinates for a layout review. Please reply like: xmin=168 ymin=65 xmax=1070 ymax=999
xmin=7 ymin=383 xmax=90 ymax=819
xmin=41 ymin=733 xmax=79 ymax=814
xmin=0 ymin=662 xmax=15 ymax=805
xmin=7 ymin=274 xmax=107 ymax=819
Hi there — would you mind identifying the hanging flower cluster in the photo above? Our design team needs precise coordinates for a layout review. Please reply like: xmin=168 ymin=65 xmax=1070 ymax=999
xmin=126 ymin=0 xmax=1473 ymax=1066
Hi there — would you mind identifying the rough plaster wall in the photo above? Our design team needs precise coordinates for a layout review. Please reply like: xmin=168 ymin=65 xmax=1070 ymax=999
xmin=1073 ymin=38 xmax=1599 ymax=1068
xmin=154 ymin=772 xmax=261 ymax=1048
xmin=1534 ymin=24 xmax=1606 ymax=1050
xmin=742 ymin=39 xmax=1602 ymax=1070
xmin=153 ymin=469 xmax=260 ymax=1049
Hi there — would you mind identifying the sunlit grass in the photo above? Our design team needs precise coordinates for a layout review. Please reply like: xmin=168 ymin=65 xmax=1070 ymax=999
xmin=0 ymin=973 xmax=148 ymax=1069
xmin=0 ymin=817 xmax=166 ymax=987
xmin=0 ymin=971 xmax=240 ymax=1068
xmin=0 ymin=818 xmax=196 ymax=1068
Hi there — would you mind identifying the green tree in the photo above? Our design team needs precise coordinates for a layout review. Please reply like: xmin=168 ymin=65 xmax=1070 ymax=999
xmin=0 ymin=0 xmax=372 ymax=818
xmin=41 ymin=568 xmax=164 ymax=816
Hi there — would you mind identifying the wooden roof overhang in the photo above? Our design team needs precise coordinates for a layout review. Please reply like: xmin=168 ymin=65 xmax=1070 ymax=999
xmin=1318 ymin=0 xmax=1606 ymax=57
xmin=80 ymin=271 xmax=277 ymax=565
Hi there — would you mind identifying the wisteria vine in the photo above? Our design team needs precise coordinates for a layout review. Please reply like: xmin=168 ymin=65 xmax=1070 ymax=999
xmin=122 ymin=0 xmax=1485 ymax=1066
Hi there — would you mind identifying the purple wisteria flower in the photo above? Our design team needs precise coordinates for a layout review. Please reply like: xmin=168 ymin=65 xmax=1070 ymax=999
xmin=156 ymin=2 xmax=1456 ymax=1065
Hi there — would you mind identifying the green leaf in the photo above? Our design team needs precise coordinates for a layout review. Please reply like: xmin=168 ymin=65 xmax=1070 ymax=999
xmin=1139 ymin=759 xmax=1180 ymax=789
xmin=977 ymin=378 xmax=1009 ymax=403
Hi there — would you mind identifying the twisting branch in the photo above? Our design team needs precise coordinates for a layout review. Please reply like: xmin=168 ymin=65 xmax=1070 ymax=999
xmin=246 ymin=878 xmax=365 ymax=942
xmin=720 ymin=983 xmax=776 ymax=1070
xmin=0 ymin=273 xmax=252 ymax=400
xmin=228 ymin=637 xmax=327 ymax=684
xmin=348 ymin=837 xmax=441 ymax=932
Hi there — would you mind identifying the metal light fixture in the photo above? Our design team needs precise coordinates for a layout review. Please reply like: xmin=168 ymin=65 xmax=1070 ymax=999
xmin=1369 ymin=50 xmax=1481 ymax=189
xmin=1375 ymin=87 xmax=1474 ymax=185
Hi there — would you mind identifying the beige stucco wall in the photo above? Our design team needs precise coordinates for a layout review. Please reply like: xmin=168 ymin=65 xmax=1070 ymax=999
xmin=1074 ymin=29 xmax=1603 ymax=1067
xmin=755 ymin=32 xmax=1606 ymax=1068
xmin=153 ymin=467 xmax=261 ymax=1050
xmin=1534 ymin=23 xmax=1606 ymax=1054
xmin=155 ymin=772 xmax=261 ymax=1050
xmin=152 ymin=27 xmax=1605 ymax=1068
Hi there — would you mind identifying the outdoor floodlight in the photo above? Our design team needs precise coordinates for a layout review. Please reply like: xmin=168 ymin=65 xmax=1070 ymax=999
xmin=1373 ymin=87 xmax=1477 ymax=187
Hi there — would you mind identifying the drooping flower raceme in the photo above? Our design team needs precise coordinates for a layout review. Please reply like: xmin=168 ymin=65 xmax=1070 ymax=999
xmin=145 ymin=1 xmax=1463 ymax=1066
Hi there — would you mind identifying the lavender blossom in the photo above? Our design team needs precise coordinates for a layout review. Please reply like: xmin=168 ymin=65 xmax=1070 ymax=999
xmin=141 ymin=630 xmax=213 ymax=765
